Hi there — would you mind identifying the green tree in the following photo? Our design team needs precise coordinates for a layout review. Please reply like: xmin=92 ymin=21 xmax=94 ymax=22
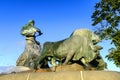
xmin=91 ymin=0 xmax=120 ymax=67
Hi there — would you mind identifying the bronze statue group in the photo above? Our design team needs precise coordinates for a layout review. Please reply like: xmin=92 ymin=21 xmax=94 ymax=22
xmin=16 ymin=20 xmax=107 ymax=71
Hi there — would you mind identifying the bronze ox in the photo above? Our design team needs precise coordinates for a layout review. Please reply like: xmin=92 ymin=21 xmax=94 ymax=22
xmin=35 ymin=29 xmax=101 ymax=69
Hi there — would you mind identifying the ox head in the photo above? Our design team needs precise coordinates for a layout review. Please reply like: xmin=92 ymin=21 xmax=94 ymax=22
xmin=70 ymin=29 xmax=101 ymax=62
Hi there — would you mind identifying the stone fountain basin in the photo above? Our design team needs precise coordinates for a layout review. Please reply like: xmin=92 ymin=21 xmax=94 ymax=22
xmin=0 ymin=71 xmax=120 ymax=80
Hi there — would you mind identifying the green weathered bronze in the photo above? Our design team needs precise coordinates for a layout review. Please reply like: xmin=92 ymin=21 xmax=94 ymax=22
xmin=16 ymin=20 xmax=42 ymax=69
xmin=21 ymin=20 xmax=42 ymax=37
xmin=35 ymin=29 xmax=106 ymax=70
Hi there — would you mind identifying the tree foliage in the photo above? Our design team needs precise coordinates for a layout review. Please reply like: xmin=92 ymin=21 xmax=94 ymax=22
xmin=92 ymin=0 xmax=120 ymax=67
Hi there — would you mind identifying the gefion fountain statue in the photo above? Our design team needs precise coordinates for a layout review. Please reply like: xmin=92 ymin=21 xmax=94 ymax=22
xmin=1 ymin=20 xmax=119 ymax=80
xmin=16 ymin=20 xmax=42 ymax=69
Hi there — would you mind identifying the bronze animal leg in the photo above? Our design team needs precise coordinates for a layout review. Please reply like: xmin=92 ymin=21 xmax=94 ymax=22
xmin=63 ymin=49 xmax=75 ymax=65
xmin=81 ymin=57 xmax=91 ymax=70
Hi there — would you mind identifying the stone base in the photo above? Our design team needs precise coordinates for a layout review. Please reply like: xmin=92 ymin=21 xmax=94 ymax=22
xmin=0 ymin=71 xmax=120 ymax=80
xmin=51 ymin=63 xmax=85 ymax=72
xmin=0 ymin=64 xmax=119 ymax=80
xmin=36 ymin=63 xmax=96 ymax=72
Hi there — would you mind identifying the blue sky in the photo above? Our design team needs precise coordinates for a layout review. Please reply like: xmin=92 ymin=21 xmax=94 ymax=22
xmin=0 ymin=0 xmax=119 ymax=71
